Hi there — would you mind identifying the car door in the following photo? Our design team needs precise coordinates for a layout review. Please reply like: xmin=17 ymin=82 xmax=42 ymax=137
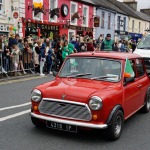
xmin=123 ymin=59 xmax=142 ymax=119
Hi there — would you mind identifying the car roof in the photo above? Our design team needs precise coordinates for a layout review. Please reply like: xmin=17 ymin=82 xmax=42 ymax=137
xmin=68 ymin=52 xmax=141 ymax=60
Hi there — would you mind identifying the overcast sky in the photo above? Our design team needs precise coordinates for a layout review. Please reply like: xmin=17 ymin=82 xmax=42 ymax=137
xmin=118 ymin=0 xmax=150 ymax=10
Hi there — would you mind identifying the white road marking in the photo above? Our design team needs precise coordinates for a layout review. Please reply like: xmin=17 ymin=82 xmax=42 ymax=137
xmin=0 ymin=102 xmax=31 ymax=111
xmin=0 ymin=109 xmax=30 ymax=122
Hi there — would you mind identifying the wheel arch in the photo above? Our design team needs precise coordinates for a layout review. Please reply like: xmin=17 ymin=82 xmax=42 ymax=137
xmin=106 ymin=105 xmax=124 ymax=125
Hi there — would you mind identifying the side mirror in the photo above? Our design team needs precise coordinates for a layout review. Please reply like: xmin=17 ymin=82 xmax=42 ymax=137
xmin=124 ymin=73 xmax=135 ymax=86
xmin=53 ymin=71 xmax=58 ymax=77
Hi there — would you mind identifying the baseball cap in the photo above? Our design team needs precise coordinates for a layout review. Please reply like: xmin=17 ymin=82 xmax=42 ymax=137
xmin=107 ymin=34 xmax=111 ymax=37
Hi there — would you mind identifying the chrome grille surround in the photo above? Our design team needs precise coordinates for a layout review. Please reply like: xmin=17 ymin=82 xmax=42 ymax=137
xmin=38 ymin=98 xmax=92 ymax=121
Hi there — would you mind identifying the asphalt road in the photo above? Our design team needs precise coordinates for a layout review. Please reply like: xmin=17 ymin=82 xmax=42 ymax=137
xmin=0 ymin=76 xmax=150 ymax=150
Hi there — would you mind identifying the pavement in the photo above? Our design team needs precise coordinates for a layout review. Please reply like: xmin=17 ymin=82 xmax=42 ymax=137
xmin=0 ymin=72 xmax=49 ymax=82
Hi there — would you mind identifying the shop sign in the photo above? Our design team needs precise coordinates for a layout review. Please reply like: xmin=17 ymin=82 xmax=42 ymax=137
xmin=94 ymin=17 xmax=100 ymax=27
xmin=13 ymin=12 xmax=19 ymax=19
xmin=63 ymin=25 xmax=93 ymax=32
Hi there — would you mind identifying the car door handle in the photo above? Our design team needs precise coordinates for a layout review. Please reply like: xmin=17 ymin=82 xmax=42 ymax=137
xmin=137 ymin=85 xmax=142 ymax=88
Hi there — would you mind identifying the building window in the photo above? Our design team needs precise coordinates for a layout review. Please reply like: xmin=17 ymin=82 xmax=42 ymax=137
xmin=139 ymin=22 xmax=141 ymax=33
xmin=123 ymin=17 xmax=126 ymax=31
xmin=101 ymin=11 xmax=105 ymax=28
xmin=0 ymin=0 xmax=2 ymax=11
xmin=70 ymin=2 xmax=77 ymax=25
xmin=33 ymin=0 xmax=43 ymax=21
xmin=68 ymin=29 xmax=76 ymax=41
xmin=49 ymin=0 xmax=58 ymax=21
xmin=82 ymin=5 xmax=89 ymax=27
xmin=117 ymin=16 xmax=120 ymax=30
xmin=108 ymin=13 xmax=111 ymax=29
xmin=132 ymin=20 xmax=134 ymax=32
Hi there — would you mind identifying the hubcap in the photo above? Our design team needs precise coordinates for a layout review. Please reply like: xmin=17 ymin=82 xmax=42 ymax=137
xmin=114 ymin=116 xmax=122 ymax=135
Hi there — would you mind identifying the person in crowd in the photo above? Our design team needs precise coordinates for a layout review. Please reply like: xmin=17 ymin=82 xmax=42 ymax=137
xmin=62 ymin=40 xmax=69 ymax=61
xmin=113 ymin=42 xmax=119 ymax=51
xmin=3 ymin=42 xmax=11 ymax=72
xmin=8 ymin=34 xmax=18 ymax=49
xmin=68 ymin=42 xmax=75 ymax=54
xmin=11 ymin=45 xmax=21 ymax=76
xmin=23 ymin=40 xmax=32 ymax=70
xmin=101 ymin=34 xmax=114 ymax=51
xmin=39 ymin=41 xmax=46 ymax=76
xmin=93 ymin=40 xmax=97 ymax=49
xmin=118 ymin=40 xmax=122 ymax=52
xmin=46 ymin=48 xmax=53 ymax=74
xmin=131 ymin=40 xmax=136 ymax=53
xmin=17 ymin=39 xmax=26 ymax=74
xmin=95 ymin=44 xmax=101 ymax=51
xmin=87 ymin=39 xmax=94 ymax=51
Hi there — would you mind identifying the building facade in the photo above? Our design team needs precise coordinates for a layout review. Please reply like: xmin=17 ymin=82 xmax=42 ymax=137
xmin=0 ymin=0 xmax=20 ymax=37
xmin=16 ymin=0 xmax=95 ymax=40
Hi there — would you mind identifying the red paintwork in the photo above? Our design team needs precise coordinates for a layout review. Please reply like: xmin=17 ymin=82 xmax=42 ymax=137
xmin=31 ymin=52 xmax=150 ymax=125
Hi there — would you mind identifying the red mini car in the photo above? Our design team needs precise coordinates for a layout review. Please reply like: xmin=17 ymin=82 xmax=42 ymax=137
xmin=31 ymin=52 xmax=150 ymax=140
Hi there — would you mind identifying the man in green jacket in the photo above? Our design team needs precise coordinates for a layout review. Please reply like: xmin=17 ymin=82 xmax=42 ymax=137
xmin=101 ymin=34 xmax=114 ymax=51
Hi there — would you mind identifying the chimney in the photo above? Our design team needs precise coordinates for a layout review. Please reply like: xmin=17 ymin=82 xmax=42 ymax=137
xmin=140 ymin=9 xmax=150 ymax=16
xmin=123 ymin=0 xmax=137 ymax=11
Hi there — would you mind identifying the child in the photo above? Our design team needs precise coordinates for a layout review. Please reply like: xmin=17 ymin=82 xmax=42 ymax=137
xmin=11 ymin=45 xmax=21 ymax=76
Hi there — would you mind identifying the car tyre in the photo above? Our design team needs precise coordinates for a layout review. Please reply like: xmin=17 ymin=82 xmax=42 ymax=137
xmin=142 ymin=91 xmax=150 ymax=113
xmin=31 ymin=116 xmax=45 ymax=128
xmin=106 ymin=110 xmax=124 ymax=141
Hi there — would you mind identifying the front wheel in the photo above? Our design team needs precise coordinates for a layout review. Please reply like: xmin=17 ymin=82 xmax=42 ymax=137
xmin=106 ymin=110 xmax=124 ymax=141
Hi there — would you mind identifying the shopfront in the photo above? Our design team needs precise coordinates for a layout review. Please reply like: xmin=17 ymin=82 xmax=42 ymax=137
xmin=25 ymin=22 xmax=59 ymax=39
xmin=128 ymin=33 xmax=143 ymax=42
xmin=115 ymin=30 xmax=129 ymax=41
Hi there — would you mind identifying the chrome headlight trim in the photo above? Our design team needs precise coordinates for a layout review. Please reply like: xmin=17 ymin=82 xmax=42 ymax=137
xmin=31 ymin=89 xmax=42 ymax=102
xmin=89 ymin=96 xmax=102 ymax=110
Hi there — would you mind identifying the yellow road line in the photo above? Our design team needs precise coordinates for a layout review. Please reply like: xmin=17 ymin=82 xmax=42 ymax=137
xmin=0 ymin=76 xmax=47 ymax=85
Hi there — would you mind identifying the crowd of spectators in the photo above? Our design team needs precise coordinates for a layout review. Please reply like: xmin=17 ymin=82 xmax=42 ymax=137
xmin=0 ymin=33 xmax=137 ymax=77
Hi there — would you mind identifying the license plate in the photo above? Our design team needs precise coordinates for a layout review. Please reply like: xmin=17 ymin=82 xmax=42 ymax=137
xmin=46 ymin=121 xmax=77 ymax=133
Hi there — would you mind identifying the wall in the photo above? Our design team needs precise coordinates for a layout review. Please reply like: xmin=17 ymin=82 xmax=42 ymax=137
xmin=95 ymin=8 xmax=115 ymax=40
xmin=128 ymin=16 xmax=150 ymax=34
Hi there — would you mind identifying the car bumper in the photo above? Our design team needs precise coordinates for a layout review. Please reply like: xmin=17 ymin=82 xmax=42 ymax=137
xmin=31 ymin=113 xmax=108 ymax=129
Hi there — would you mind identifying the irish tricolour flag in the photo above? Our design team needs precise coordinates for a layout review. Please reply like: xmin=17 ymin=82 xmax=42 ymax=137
xmin=124 ymin=58 xmax=135 ymax=77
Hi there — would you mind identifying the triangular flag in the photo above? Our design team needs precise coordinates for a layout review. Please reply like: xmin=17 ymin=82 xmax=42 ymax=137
xmin=124 ymin=58 xmax=135 ymax=77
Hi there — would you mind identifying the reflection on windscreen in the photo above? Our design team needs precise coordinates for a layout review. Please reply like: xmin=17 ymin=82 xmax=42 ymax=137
xmin=137 ymin=35 xmax=150 ymax=49
xmin=59 ymin=58 xmax=121 ymax=82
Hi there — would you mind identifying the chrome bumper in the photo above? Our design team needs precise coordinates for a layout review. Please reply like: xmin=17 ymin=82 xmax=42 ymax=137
xmin=31 ymin=113 xmax=108 ymax=129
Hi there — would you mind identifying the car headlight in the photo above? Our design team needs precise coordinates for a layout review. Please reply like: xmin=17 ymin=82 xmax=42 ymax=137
xmin=89 ymin=96 xmax=102 ymax=110
xmin=31 ymin=89 xmax=42 ymax=102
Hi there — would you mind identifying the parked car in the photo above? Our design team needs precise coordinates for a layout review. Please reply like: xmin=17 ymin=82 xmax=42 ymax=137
xmin=134 ymin=33 xmax=150 ymax=72
xmin=31 ymin=52 xmax=150 ymax=141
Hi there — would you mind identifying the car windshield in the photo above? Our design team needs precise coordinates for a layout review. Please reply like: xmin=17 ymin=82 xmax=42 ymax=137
xmin=137 ymin=34 xmax=150 ymax=49
xmin=59 ymin=57 xmax=121 ymax=82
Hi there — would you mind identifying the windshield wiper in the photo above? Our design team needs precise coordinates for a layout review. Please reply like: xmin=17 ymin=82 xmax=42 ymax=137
xmin=67 ymin=73 xmax=92 ymax=78
xmin=91 ymin=75 xmax=117 ymax=80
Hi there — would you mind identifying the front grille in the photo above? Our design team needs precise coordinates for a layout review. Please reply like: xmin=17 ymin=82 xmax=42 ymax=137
xmin=39 ymin=99 xmax=92 ymax=121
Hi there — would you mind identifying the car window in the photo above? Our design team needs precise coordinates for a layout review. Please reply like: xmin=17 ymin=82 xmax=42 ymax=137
xmin=59 ymin=57 xmax=121 ymax=82
xmin=135 ymin=59 xmax=145 ymax=77
xmin=137 ymin=34 xmax=150 ymax=49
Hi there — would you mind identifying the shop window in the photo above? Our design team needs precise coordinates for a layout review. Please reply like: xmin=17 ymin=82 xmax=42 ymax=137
xmin=108 ymin=13 xmax=111 ymax=29
xmin=82 ymin=5 xmax=89 ymax=27
xmin=49 ymin=0 xmax=58 ymax=22
xmin=70 ymin=1 xmax=77 ymax=25
xmin=101 ymin=11 xmax=105 ymax=28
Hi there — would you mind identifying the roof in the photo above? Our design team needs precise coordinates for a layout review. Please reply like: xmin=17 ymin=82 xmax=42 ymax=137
xmin=91 ymin=0 xmax=127 ymax=15
xmin=114 ymin=1 xmax=150 ymax=21
xmin=69 ymin=52 xmax=141 ymax=60
xmin=81 ymin=0 xmax=95 ymax=5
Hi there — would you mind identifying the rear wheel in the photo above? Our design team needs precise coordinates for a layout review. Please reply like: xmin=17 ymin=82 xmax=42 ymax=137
xmin=106 ymin=110 xmax=124 ymax=141
xmin=31 ymin=117 xmax=45 ymax=128
xmin=142 ymin=91 xmax=150 ymax=113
